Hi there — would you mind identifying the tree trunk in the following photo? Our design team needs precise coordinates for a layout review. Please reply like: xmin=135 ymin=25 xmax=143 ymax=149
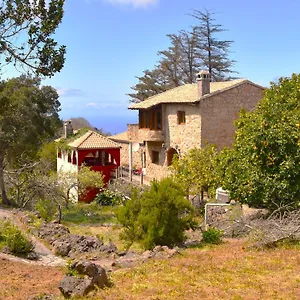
xmin=0 ymin=154 xmax=14 ymax=206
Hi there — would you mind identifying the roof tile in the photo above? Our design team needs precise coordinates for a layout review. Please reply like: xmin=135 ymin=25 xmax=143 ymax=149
xmin=129 ymin=79 xmax=263 ymax=110
xmin=68 ymin=131 xmax=121 ymax=149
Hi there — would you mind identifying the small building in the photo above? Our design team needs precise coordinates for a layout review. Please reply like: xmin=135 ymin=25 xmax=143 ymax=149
xmin=57 ymin=126 xmax=121 ymax=202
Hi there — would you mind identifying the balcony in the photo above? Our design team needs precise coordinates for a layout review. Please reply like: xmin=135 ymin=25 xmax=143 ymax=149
xmin=127 ymin=124 xmax=164 ymax=142
xmin=139 ymin=129 xmax=164 ymax=142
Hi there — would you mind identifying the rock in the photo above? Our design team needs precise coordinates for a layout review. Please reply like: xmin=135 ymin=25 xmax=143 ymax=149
xmin=153 ymin=245 xmax=163 ymax=253
xmin=59 ymin=276 xmax=95 ymax=298
xmin=99 ymin=241 xmax=117 ymax=254
xmin=52 ymin=240 xmax=72 ymax=257
xmin=142 ymin=250 xmax=153 ymax=259
xmin=37 ymin=222 xmax=70 ymax=244
xmin=52 ymin=234 xmax=104 ymax=257
xmin=59 ymin=261 xmax=109 ymax=298
xmin=73 ymin=260 xmax=109 ymax=288
xmin=1 ymin=246 xmax=11 ymax=254
xmin=26 ymin=251 xmax=38 ymax=260
xmin=184 ymin=239 xmax=201 ymax=248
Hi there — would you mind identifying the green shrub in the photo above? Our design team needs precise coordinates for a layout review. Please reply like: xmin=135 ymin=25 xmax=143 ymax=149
xmin=116 ymin=177 xmax=196 ymax=250
xmin=35 ymin=198 xmax=57 ymax=221
xmin=0 ymin=221 xmax=34 ymax=254
xmin=95 ymin=190 xmax=122 ymax=206
xmin=202 ymin=227 xmax=223 ymax=245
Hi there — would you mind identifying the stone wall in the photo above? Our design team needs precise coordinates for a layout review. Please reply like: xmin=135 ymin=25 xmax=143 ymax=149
xmin=144 ymin=141 xmax=170 ymax=180
xmin=163 ymin=103 xmax=201 ymax=155
xmin=200 ymin=82 xmax=263 ymax=149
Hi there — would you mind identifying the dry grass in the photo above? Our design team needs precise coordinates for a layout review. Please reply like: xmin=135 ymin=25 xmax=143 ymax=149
xmin=87 ymin=239 xmax=300 ymax=300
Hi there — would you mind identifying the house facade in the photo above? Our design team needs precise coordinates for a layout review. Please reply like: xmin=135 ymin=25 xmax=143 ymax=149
xmin=111 ymin=71 xmax=265 ymax=181
xmin=57 ymin=125 xmax=121 ymax=202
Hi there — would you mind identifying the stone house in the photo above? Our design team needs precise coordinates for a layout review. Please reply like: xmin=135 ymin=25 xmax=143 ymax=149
xmin=110 ymin=71 xmax=265 ymax=180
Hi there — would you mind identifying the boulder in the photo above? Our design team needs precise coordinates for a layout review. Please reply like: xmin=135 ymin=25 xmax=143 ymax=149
xmin=73 ymin=260 xmax=109 ymax=288
xmin=59 ymin=260 xmax=109 ymax=298
xmin=52 ymin=234 xmax=104 ymax=257
xmin=99 ymin=241 xmax=118 ymax=254
xmin=59 ymin=276 xmax=95 ymax=298
xmin=37 ymin=222 xmax=70 ymax=244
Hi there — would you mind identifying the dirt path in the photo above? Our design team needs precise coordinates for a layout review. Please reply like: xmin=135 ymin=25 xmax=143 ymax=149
xmin=0 ymin=207 xmax=65 ymax=267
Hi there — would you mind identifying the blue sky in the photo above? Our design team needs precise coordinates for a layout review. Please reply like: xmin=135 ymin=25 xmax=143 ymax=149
xmin=4 ymin=0 xmax=300 ymax=134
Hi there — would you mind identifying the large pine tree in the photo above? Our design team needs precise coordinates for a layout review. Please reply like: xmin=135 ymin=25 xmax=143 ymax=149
xmin=128 ymin=9 xmax=237 ymax=103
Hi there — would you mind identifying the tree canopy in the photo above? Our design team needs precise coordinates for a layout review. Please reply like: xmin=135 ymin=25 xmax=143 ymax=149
xmin=128 ymin=9 xmax=236 ymax=103
xmin=0 ymin=0 xmax=66 ymax=77
xmin=0 ymin=76 xmax=62 ymax=206
xmin=222 ymin=74 xmax=300 ymax=211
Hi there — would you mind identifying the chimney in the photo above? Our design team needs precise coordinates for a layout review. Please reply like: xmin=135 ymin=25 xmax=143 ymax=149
xmin=64 ymin=120 xmax=73 ymax=139
xmin=196 ymin=70 xmax=211 ymax=98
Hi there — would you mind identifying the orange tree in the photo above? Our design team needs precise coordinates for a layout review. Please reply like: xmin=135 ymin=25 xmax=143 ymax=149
xmin=221 ymin=74 xmax=300 ymax=211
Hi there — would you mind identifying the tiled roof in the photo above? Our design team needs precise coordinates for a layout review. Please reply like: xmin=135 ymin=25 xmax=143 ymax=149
xmin=68 ymin=130 xmax=121 ymax=149
xmin=109 ymin=131 xmax=129 ymax=142
xmin=129 ymin=79 xmax=264 ymax=110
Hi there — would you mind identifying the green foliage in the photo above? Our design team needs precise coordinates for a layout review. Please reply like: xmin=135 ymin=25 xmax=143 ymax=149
xmin=202 ymin=227 xmax=223 ymax=245
xmin=222 ymin=74 xmax=300 ymax=211
xmin=35 ymin=199 xmax=57 ymax=221
xmin=95 ymin=190 xmax=122 ymax=206
xmin=0 ymin=0 xmax=66 ymax=77
xmin=0 ymin=221 xmax=34 ymax=254
xmin=0 ymin=76 xmax=62 ymax=206
xmin=37 ymin=141 xmax=58 ymax=172
xmin=172 ymin=144 xmax=217 ymax=199
xmin=116 ymin=178 xmax=196 ymax=250
xmin=62 ymin=202 xmax=117 ymax=225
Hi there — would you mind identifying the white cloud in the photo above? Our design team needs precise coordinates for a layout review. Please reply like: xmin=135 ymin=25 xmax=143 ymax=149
xmin=57 ymin=88 xmax=84 ymax=97
xmin=86 ymin=102 xmax=97 ymax=108
xmin=104 ymin=0 xmax=158 ymax=8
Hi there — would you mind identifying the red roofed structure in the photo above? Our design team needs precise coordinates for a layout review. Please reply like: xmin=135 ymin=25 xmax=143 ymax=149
xmin=57 ymin=128 xmax=121 ymax=202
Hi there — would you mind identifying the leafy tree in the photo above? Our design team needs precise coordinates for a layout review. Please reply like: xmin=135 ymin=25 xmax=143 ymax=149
xmin=116 ymin=177 xmax=195 ymax=250
xmin=172 ymin=144 xmax=217 ymax=200
xmin=222 ymin=74 xmax=300 ymax=211
xmin=0 ymin=76 xmax=61 ymax=206
xmin=191 ymin=9 xmax=236 ymax=81
xmin=0 ymin=0 xmax=66 ymax=76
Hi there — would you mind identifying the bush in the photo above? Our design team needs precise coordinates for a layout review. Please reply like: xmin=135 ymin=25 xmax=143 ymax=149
xmin=35 ymin=198 xmax=57 ymax=221
xmin=0 ymin=221 xmax=34 ymax=254
xmin=116 ymin=177 xmax=196 ymax=250
xmin=95 ymin=190 xmax=122 ymax=206
xmin=202 ymin=227 xmax=223 ymax=245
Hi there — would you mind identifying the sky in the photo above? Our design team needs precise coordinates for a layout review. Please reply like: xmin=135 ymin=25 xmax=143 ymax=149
xmin=3 ymin=0 xmax=300 ymax=134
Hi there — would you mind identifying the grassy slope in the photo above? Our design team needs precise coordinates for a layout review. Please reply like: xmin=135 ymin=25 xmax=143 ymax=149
xmin=87 ymin=239 xmax=300 ymax=300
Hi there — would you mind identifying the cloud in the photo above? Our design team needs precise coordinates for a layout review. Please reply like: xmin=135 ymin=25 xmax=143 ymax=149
xmin=57 ymin=88 xmax=84 ymax=97
xmin=86 ymin=102 xmax=97 ymax=108
xmin=104 ymin=0 xmax=158 ymax=8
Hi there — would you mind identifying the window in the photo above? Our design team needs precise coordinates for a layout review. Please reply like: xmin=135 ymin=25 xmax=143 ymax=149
xmin=177 ymin=111 xmax=186 ymax=124
xmin=151 ymin=151 xmax=160 ymax=164
xmin=139 ymin=108 xmax=162 ymax=130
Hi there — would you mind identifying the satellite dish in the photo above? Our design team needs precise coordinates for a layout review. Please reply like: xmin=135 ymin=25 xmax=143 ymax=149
xmin=132 ymin=142 xmax=140 ymax=152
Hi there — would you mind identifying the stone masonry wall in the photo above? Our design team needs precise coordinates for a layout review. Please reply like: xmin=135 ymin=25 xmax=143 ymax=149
xmin=200 ymin=83 xmax=263 ymax=149
xmin=144 ymin=141 xmax=171 ymax=181
xmin=163 ymin=103 xmax=202 ymax=156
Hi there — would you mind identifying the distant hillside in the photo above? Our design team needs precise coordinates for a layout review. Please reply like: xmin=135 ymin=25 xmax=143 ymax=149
xmin=65 ymin=117 xmax=111 ymax=136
